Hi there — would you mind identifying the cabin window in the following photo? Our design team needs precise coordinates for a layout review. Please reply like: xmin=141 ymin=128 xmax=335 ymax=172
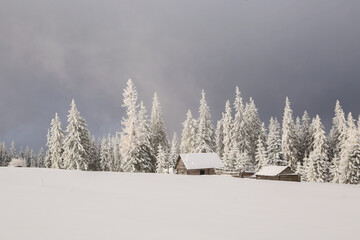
xmin=200 ymin=169 xmax=205 ymax=175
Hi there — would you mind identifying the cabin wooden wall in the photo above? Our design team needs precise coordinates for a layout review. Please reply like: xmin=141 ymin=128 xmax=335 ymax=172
xmin=175 ymin=157 xmax=216 ymax=175
xmin=256 ymin=174 xmax=301 ymax=182
xmin=175 ymin=158 xmax=188 ymax=175
xmin=187 ymin=168 xmax=215 ymax=175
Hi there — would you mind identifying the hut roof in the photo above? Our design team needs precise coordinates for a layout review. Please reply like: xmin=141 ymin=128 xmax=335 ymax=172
xmin=8 ymin=158 xmax=26 ymax=167
xmin=180 ymin=153 xmax=224 ymax=170
xmin=255 ymin=166 xmax=291 ymax=176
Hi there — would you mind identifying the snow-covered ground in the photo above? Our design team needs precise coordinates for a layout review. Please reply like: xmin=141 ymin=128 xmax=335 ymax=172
xmin=0 ymin=168 xmax=359 ymax=240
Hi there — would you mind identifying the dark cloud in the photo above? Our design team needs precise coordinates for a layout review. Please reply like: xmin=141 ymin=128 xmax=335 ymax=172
xmin=0 ymin=0 xmax=360 ymax=150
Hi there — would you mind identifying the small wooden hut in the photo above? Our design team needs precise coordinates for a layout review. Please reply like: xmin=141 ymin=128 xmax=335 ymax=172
xmin=175 ymin=153 xmax=224 ymax=175
xmin=255 ymin=166 xmax=300 ymax=182
xmin=8 ymin=158 xmax=26 ymax=167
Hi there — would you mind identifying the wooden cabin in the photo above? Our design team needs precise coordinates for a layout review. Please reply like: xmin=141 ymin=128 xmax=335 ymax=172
xmin=255 ymin=166 xmax=301 ymax=182
xmin=240 ymin=171 xmax=256 ymax=178
xmin=175 ymin=153 xmax=224 ymax=175
xmin=8 ymin=158 xmax=26 ymax=167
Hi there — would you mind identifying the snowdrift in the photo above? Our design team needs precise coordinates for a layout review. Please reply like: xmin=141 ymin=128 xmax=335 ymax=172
xmin=0 ymin=167 xmax=359 ymax=240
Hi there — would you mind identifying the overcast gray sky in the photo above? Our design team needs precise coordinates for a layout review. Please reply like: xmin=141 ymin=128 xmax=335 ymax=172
xmin=0 ymin=0 xmax=360 ymax=151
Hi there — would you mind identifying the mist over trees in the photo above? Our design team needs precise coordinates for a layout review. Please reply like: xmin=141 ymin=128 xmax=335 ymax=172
xmin=1 ymin=79 xmax=359 ymax=184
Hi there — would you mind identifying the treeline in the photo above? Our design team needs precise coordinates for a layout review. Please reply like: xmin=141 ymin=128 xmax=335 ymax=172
xmin=1 ymin=79 xmax=359 ymax=184
xmin=0 ymin=141 xmax=45 ymax=168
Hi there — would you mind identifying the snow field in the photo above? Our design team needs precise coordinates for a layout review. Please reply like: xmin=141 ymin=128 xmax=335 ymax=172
xmin=0 ymin=168 xmax=359 ymax=240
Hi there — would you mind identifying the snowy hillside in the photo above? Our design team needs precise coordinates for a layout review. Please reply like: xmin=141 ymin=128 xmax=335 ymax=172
xmin=0 ymin=168 xmax=359 ymax=240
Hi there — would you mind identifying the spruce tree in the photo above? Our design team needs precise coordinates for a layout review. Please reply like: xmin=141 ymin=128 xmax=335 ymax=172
xmin=49 ymin=113 xmax=65 ymax=169
xmin=120 ymin=79 xmax=140 ymax=172
xmin=0 ymin=142 xmax=9 ymax=166
xmin=255 ymin=135 xmax=267 ymax=170
xmin=222 ymin=101 xmax=235 ymax=169
xmin=10 ymin=141 xmax=16 ymax=160
xmin=329 ymin=100 xmax=347 ymax=183
xmin=282 ymin=97 xmax=297 ymax=169
xmin=18 ymin=147 xmax=24 ymax=159
xmin=244 ymin=98 xmax=261 ymax=166
xmin=299 ymin=111 xmax=313 ymax=164
xmin=150 ymin=93 xmax=169 ymax=156
xmin=169 ymin=132 xmax=180 ymax=169
xmin=343 ymin=126 xmax=360 ymax=184
xmin=215 ymin=117 xmax=224 ymax=158
xmin=180 ymin=110 xmax=198 ymax=154
xmin=24 ymin=146 xmax=31 ymax=167
xmin=30 ymin=149 xmax=36 ymax=167
xmin=62 ymin=99 xmax=90 ymax=170
xmin=100 ymin=137 xmax=110 ymax=171
xmin=138 ymin=101 xmax=156 ymax=172
xmin=112 ymin=134 xmax=122 ymax=172
xmin=294 ymin=116 xmax=302 ymax=164
xmin=195 ymin=90 xmax=215 ymax=153
xmin=107 ymin=134 xmax=115 ymax=171
xmin=37 ymin=147 xmax=45 ymax=168
xmin=156 ymin=145 xmax=168 ymax=174
xmin=88 ymin=136 xmax=99 ymax=171
xmin=232 ymin=87 xmax=248 ymax=154
xmin=306 ymin=115 xmax=329 ymax=182
xmin=339 ymin=113 xmax=360 ymax=184
xmin=267 ymin=117 xmax=285 ymax=166
xmin=44 ymin=130 xmax=52 ymax=168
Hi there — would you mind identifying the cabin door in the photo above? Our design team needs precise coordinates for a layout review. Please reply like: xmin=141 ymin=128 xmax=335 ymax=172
xmin=200 ymin=169 xmax=205 ymax=175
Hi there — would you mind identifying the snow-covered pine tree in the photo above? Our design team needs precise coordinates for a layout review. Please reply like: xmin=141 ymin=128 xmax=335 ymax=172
xmin=37 ymin=147 xmax=45 ymax=168
xmin=88 ymin=136 xmax=99 ymax=171
xmin=100 ymin=136 xmax=111 ymax=171
xmin=44 ymin=130 xmax=52 ymax=168
xmin=18 ymin=147 xmax=24 ymax=159
xmin=215 ymin=116 xmax=224 ymax=158
xmin=49 ymin=113 xmax=65 ymax=169
xmin=169 ymin=132 xmax=180 ymax=169
xmin=195 ymin=90 xmax=216 ymax=153
xmin=78 ymin=114 xmax=91 ymax=167
xmin=30 ymin=149 xmax=36 ymax=167
xmin=243 ymin=98 xmax=261 ymax=166
xmin=255 ymin=135 xmax=267 ymax=171
xmin=112 ymin=134 xmax=122 ymax=172
xmin=306 ymin=115 xmax=329 ymax=182
xmin=150 ymin=92 xmax=169 ymax=156
xmin=339 ymin=113 xmax=360 ymax=184
xmin=329 ymin=100 xmax=348 ymax=183
xmin=222 ymin=100 xmax=234 ymax=170
xmin=24 ymin=146 xmax=31 ymax=167
xmin=180 ymin=110 xmax=198 ymax=154
xmin=282 ymin=97 xmax=297 ymax=170
xmin=260 ymin=122 xmax=268 ymax=153
xmin=156 ymin=145 xmax=169 ymax=174
xmin=120 ymin=79 xmax=140 ymax=172
xmin=294 ymin=117 xmax=303 ymax=165
xmin=10 ymin=141 xmax=17 ymax=160
xmin=299 ymin=111 xmax=313 ymax=164
xmin=236 ymin=150 xmax=254 ymax=172
xmin=96 ymin=138 xmax=102 ymax=169
xmin=267 ymin=117 xmax=285 ymax=166
xmin=232 ymin=87 xmax=248 ymax=154
xmin=138 ymin=101 xmax=156 ymax=172
xmin=342 ymin=119 xmax=360 ymax=184
xmin=62 ymin=99 xmax=90 ymax=171
xmin=107 ymin=134 xmax=115 ymax=171
xmin=0 ymin=142 xmax=9 ymax=166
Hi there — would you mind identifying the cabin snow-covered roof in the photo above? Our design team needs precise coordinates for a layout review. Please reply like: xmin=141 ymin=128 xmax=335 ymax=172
xmin=179 ymin=153 xmax=224 ymax=170
xmin=8 ymin=158 xmax=26 ymax=167
xmin=255 ymin=166 xmax=290 ymax=176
